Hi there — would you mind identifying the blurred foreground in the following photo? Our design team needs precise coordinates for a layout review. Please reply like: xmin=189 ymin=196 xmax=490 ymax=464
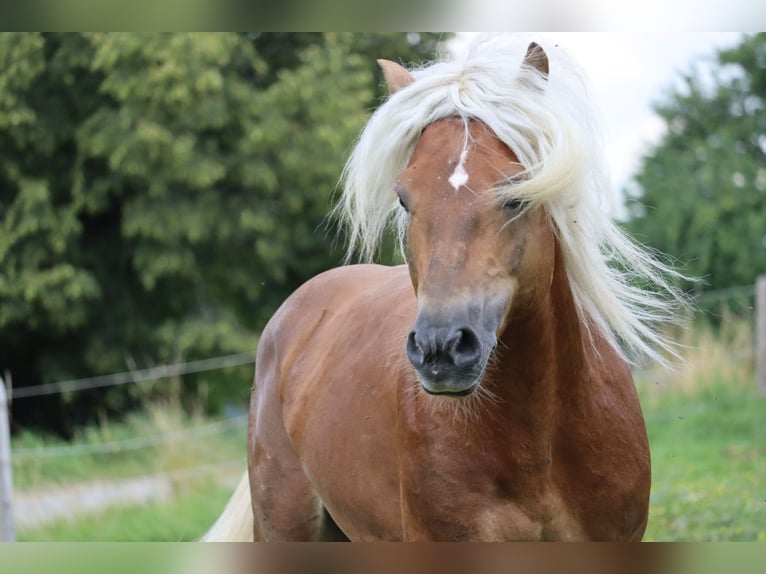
xmin=2 ymin=541 xmax=765 ymax=574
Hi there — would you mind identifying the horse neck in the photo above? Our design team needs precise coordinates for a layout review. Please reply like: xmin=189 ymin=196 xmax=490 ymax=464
xmin=489 ymin=242 xmax=589 ymax=425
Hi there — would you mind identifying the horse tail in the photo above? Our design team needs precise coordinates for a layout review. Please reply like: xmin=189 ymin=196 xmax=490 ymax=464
xmin=200 ymin=471 xmax=254 ymax=541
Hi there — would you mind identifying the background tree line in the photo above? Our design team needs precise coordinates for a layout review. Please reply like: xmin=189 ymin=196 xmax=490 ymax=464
xmin=1 ymin=33 xmax=764 ymax=435
xmin=0 ymin=32 xmax=445 ymax=435
xmin=625 ymin=33 xmax=766 ymax=296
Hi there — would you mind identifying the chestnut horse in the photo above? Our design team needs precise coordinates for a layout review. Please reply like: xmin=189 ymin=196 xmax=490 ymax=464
xmin=203 ymin=36 xmax=684 ymax=541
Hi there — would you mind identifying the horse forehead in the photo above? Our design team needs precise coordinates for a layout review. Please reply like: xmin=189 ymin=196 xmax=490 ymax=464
xmin=406 ymin=119 xmax=520 ymax=191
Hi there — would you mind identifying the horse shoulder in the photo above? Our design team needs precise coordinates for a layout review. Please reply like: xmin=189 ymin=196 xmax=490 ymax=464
xmin=251 ymin=264 xmax=414 ymax=539
xmin=553 ymin=336 xmax=651 ymax=540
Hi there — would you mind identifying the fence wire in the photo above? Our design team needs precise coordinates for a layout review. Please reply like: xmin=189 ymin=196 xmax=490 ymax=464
xmin=6 ymin=283 xmax=756 ymax=402
xmin=12 ymin=414 xmax=248 ymax=460
xmin=10 ymin=352 xmax=255 ymax=400
xmin=3 ymin=282 xmax=760 ymax=470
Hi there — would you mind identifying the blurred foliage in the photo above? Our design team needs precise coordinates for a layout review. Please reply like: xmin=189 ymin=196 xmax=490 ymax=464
xmin=626 ymin=33 xmax=766 ymax=294
xmin=0 ymin=32 xmax=447 ymax=434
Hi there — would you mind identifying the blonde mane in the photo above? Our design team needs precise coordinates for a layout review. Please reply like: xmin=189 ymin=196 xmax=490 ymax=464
xmin=339 ymin=34 xmax=687 ymax=364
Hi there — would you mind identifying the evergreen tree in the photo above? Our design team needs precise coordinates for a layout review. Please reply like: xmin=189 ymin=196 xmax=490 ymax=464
xmin=626 ymin=34 xmax=766 ymax=294
xmin=0 ymin=33 xmax=446 ymax=434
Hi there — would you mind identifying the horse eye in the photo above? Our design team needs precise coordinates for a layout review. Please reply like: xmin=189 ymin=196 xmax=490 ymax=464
xmin=502 ymin=198 xmax=525 ymax=212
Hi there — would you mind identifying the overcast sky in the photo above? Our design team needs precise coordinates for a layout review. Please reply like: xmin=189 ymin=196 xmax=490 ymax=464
xmin=452 ymin=33 xmax=744 ymax=198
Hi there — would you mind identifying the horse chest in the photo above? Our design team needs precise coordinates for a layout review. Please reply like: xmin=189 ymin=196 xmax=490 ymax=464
xmin=397 ymin=457 xmax=585 ymax=541
xmin=394 ymin=424 xmax=578 ymax=541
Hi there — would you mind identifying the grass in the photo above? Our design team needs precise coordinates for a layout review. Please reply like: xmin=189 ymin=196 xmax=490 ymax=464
xmin=13 ymin=397 xmax=247 ymax=541
xmin=19 ymin=479 xmax=235 ymax=541
xmin=640 ymin=381 xmax=765 ymax=541
xmin=13 ymin=400 xmax=246 ymax=489
xmin=636 ymin=318 xmax=765 ymax=542
xmin=13 ymin=319 xmax=766 ymax=541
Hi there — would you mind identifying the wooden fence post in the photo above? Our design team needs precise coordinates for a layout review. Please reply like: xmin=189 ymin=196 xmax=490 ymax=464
xmin=0 ymin=376 xmax=15 ymax=541
xmin=758 ymin=276 xmax=766 ymax=396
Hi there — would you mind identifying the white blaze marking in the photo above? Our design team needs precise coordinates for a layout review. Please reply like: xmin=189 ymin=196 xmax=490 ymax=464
xmin=448 ymin=148 xmax=469 ymax=190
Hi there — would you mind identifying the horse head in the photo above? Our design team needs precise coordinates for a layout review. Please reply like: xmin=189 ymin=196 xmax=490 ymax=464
xmin=341 ymin=38 xmax=685 ymax=396
xmin=382 ymin=44 xmax=554 ymax=396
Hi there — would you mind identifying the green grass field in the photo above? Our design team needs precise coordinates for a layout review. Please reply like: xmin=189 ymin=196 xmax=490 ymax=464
xmin=19 ymin=481 xmax=234 ymax=541
xmin=14 ymin=323 xmax=766 ymax=541
xmin=640 ymin=381 xmax=765 ymax=541
xmin=13 ymin=401 xmax=246 ymax=541
xmin=12 ymin=402 xmax=246 ymax=489
xmin=637 ymin=318 xmax=765 ymax=541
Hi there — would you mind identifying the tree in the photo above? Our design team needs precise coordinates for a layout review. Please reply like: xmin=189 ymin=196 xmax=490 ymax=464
xmin=0 ymin=33 xmax=446 ymax=434
xmin=626 ymin=33 xmax=766 ymax=295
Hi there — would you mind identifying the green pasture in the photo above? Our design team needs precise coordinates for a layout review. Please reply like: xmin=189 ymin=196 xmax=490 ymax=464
xmin=640 ymin=380 xmax=765 ymax=541
xmin=19 ymin=482 xmax=234 ymax=542
xmin=12 ymin=402 xmax=246 ymax=489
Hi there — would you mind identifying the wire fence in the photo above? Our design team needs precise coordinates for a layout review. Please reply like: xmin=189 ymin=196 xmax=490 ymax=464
xmin=10 ymin=351 xmax=255 ymax=400
xmin=5 ymin=283 xmax=757 ymax=402
xmin=1 ymin=281 xmax=762 ymax=535
xmin=1 ymin=351 xmax=256 ymax=535
xmin=12 ymin=414 xmax=248 ymax=460
xmin=632 ymin=344 xmax=755 ymax=382
xmin=4 ymin=282 xmax=760 ymax=459
xmin=692 ymin=284 xmax=755 ymax=305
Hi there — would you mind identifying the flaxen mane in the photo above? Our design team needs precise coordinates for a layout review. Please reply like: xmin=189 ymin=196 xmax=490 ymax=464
xmin=340 ymin=34 xmax=687 ymax=364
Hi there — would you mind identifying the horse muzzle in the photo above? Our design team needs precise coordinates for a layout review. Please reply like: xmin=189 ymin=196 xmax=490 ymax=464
xmin=405 ymin=306 xmax=497 ymax=396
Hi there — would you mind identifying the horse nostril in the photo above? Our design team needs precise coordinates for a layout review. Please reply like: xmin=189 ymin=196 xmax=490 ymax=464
xmin=406 ymin=331 xmax=425 ymax=368
xmin=448 ymin=328 xmax=481 ymax=367
xmin=406 ymin=324 xmax=484 ymax=376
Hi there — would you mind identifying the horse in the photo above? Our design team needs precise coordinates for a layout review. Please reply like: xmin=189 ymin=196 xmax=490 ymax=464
xmin=202 ymin=35 xmax=685 ymax=542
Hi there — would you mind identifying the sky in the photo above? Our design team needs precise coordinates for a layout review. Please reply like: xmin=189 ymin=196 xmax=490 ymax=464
xmin=451 ymin=33 xmax=744 ymax=199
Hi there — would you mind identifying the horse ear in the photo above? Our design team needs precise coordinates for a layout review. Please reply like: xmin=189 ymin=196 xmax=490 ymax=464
xmin=377 ymin=59 xmax=415 ymax=94
xmin=523 ymin=42 xmax=549 ymax=78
